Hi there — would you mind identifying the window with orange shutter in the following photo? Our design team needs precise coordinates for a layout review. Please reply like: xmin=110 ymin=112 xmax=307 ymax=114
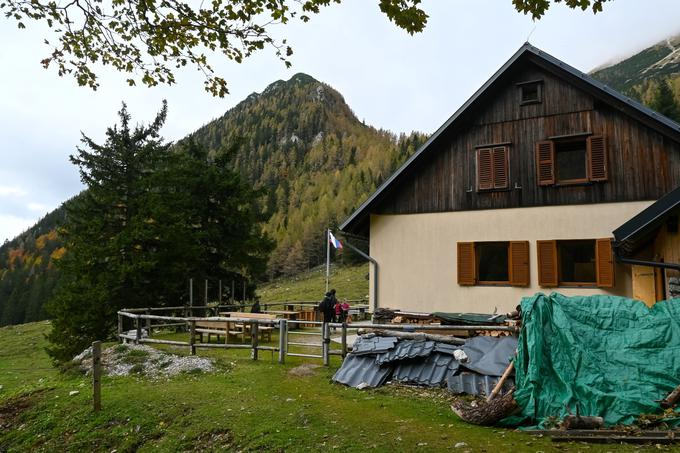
xmin=536 ymin=134 xmax=608 ymax=186
xmin=537 ymin=238 xmax=615 ymax=288
xmin=537 ymin=240 xmax=558 ymax=287
xmin=457 ymin=241 xmax=529 ymax=287
xmin=476 ymin=146 xmax=509 ymax=191
xmin=457 ymin=242 xmax=476 ymax=285
xmin=587 ymin=135 xmax=608 ymax=182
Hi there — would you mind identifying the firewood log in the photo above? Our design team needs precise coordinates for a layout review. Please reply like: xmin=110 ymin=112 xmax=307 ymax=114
xmin=451 ymin=388 xmax=518 ymax=426
xmin=661 ymin=382 xmax=680 ymax=408
xmin=560 ymin=415 xmax=604 ymax=430
xmin=357 ymin=328 xmax=465 ymax=345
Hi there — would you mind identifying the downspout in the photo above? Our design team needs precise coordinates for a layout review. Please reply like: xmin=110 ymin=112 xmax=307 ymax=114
xmin=342 ymin=239 xmax=379 ymax=312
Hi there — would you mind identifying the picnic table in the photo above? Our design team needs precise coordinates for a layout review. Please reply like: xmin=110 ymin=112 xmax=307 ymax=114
xmin=263 ymin=310 xmax=301 ymax=329
xmin=198 ymin=312 xmax=277 ymax=343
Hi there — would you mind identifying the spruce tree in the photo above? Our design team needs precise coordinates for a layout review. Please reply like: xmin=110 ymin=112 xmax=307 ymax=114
xmin=46 ymin=105 xmax=273 ymax=362
xmin=46 ymin=102 xmax=170 ymax=362
xmin=650 ymin=79 xmax=680 ymax=123
xmin=138 ymin=139 xmax=274 ymax=305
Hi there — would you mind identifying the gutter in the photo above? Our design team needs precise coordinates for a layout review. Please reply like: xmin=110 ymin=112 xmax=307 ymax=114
xmin=613 ymin=246 xmax=680 ymax=271
xmin=340 ymin=238 xmax=379 ymax=312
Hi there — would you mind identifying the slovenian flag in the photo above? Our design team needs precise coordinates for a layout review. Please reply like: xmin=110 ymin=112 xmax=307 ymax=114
xmin=329 ymin=231 xmax=343 ymax=249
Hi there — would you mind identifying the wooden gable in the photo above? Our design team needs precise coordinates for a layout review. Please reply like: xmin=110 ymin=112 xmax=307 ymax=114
xmin=373 ymin=63 xmax=680 ymax=217
xmin=340 ymin=44 xmax=680 ymax=236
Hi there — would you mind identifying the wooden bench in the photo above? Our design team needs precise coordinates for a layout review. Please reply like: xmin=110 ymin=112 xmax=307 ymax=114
xmin=194 ymin=320 xmax=233 ymax=344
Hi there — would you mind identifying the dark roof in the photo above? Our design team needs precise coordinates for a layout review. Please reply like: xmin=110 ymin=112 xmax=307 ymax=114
xmin=613 ymin=185 xmax=680 ymax=255
xmin=340 ymin=43 xmax=680 ymax=234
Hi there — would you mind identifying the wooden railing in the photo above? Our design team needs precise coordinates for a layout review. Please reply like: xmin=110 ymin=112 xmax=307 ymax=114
xmin=116 ymin=306 xmax=518 ymax=365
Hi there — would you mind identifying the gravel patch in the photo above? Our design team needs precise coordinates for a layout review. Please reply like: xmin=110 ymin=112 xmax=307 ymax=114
xmin=77 ymin=344 xmax=215 ymax=378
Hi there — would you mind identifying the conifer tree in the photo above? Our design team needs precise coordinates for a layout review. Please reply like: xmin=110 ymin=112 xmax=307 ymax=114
xmin=650 ymin=79 xmax=680 ymax=123
xmin=46 ymin=103 xmax=273 ymax=362
xmin=47 ymin=102 xmax=170 ymax=361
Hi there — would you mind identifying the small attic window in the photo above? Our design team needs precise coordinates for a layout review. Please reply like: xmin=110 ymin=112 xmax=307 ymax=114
xmin=518 ymin=80 xmax=542 ymax=105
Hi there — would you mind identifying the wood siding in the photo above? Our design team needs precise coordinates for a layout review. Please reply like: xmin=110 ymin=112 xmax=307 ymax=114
xmin=375 ymin=64 xmax=680 ymax=216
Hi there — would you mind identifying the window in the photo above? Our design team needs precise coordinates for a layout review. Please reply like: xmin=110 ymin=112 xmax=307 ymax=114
xmin=518 ymin=80 xmax=542 ymax=105
xmin=457 ymin=241 xmax=529 ymax=286
xmin=558 ymin=240 xmax=596 ymax=285
xmin=476 ymin=146 xmax=509 ymax=191
xmin=537 ymin=238 xmax=614 ymax=288
xmin=535 ymin=135 xmax=608 ymax=186
xmin=477 ymin=242 xmax=509 ymax=283
xmin=555 ymin=139 xmax=587 ymax=183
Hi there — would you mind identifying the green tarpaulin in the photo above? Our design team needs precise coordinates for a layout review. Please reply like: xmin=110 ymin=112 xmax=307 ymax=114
xmin=506 ymin=293 xmax=680 ymax=427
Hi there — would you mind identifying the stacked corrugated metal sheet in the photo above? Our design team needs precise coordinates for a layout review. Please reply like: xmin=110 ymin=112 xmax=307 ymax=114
xmin=332 ymin=334 xmax=517 ymax=397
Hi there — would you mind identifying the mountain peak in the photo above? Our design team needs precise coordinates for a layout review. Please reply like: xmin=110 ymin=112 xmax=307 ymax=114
xmin=289 ymin=72 xmax=318 ymax=85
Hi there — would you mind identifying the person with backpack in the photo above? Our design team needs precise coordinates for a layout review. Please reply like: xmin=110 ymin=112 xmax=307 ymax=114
xmin=319 ymin=291 xmax=334 ymax=323
xmin=329 ymin=288 xmax=339 ymax=323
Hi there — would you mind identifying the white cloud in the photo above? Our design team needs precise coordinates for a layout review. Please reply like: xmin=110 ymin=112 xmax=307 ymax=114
xmin=27 ymin=202 xmax=48 ymax=212
xmin=0 ymin=214 xmax=35 ymax=243
xmin=0 ymin=186 xmax=27 ymax=197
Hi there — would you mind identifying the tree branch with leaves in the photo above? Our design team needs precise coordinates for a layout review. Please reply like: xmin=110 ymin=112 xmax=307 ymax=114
xmin=2 ymin=0 xmax=610 ymax=95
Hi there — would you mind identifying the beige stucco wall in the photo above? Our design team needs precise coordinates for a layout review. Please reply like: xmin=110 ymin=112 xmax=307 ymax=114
xmin=369 ymin=201 xmax=654 ymax=314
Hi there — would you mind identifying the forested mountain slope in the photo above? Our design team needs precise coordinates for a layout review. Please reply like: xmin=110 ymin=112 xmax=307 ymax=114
xmin=591 ymin=34 xmax=680 ymax=104
xmin=188 ymin=73 xmax=426 ymax=277
xmin=0 ymin=203 xmax=68 ymax=325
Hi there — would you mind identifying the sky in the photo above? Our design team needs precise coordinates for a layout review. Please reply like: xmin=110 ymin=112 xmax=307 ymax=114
xmin=1 ymin=0 xmax=680 ymax=243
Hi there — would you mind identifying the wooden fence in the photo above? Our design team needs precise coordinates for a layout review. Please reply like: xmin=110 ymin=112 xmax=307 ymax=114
xmin=117 ymin=306 xmax=518 ymax=366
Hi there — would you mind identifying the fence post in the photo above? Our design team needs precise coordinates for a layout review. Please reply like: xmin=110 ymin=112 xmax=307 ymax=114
xmin=341 ymin=322 xmax=348 ymax=358
xmin=190 ymin=320 xmax=196 ymax=355
xmin=135 ymin=317 xmax=142 ymax=344
xmin=278 ymin=319 xmax=287 ymax=364
xmin=92 ymin=340 xmax=101 ymax=412
xmin=322 ymin=322 xmax=330 ymax=366
xmin=117 ymin=314 xmax=123 ymax=343
xmin=145 ymin=309 xmax=151 ymax=334
xmin=251 ymin=322 xmax=259 ymax=361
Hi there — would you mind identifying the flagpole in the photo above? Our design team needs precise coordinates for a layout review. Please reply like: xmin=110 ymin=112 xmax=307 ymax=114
xmin=325 ymin=228 xmax=330 ymax=292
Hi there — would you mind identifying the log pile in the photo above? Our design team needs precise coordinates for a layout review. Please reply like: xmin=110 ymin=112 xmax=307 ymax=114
xmin=357 ymin=328 xmax=465 ymax=345
xmin=372 ymin=308 xmax=397 ymax=324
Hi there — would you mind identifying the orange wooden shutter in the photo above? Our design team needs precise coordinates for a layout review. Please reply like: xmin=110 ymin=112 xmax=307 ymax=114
xmin=457 ymin=242 xmax=476 ymax=285
xmin=509 ymin=241 xmax=530 ymax=286
xmin=596 ymin=238 xmax=615 ymax=288
xmin=537 ymin=240 xmax=558 ymax=287
xmin=492 ymin=147 xmax=509 ymax=189
xmin=477 ymin=149 xmax=493 ymax=190
xmin=535 ymin=141 xmax=555 ymax=186
xmin=587 ymin=135 xmax=608 ymax=182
